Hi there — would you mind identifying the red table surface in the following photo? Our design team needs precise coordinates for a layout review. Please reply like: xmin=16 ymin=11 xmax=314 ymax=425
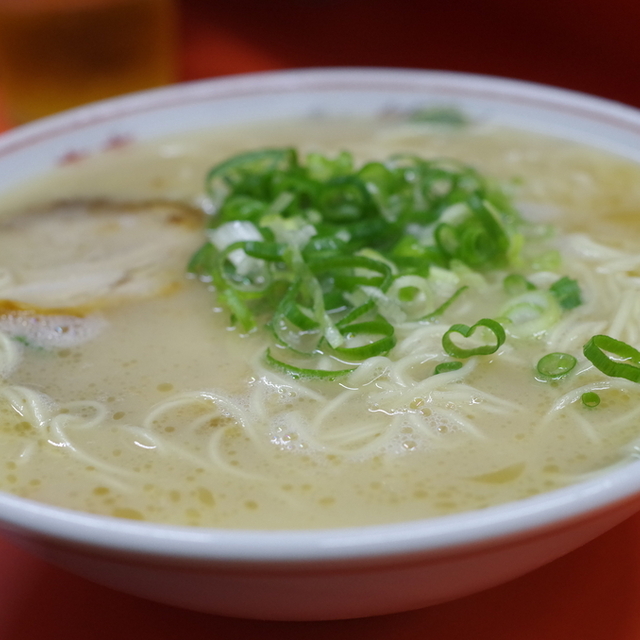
xmin=2 ymin=0 xmax=640 ymax=636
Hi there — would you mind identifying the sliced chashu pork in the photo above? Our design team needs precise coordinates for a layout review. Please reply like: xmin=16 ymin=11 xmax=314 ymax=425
xmin=0 ymin=200 xmax=204 ymax=349
xmin=0 ymin=200 xmax=204 ymax=309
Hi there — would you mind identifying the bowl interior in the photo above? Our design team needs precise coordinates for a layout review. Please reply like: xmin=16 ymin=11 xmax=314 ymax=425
xmin=1 ymin=68 xmax=640 ymax=564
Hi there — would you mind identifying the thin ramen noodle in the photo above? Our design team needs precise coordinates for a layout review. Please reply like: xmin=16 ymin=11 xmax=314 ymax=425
xmin=0 ymin=116 xmax=639 ymax=529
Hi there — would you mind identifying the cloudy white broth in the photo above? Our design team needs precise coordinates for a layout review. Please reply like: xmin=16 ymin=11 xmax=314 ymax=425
xmin=1 ymin=116 xmax=640 ymax=529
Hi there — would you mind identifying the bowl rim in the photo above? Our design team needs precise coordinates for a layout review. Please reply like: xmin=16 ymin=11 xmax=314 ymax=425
xmin=2 ymin=67 xmax=640 ymax=564
xmin=3 ymin=66 xmax=640 ymax=160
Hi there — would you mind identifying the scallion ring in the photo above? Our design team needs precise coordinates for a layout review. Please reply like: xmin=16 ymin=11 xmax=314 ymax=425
xmin=264 ymin=349 xmax=356 ymax=380
xmin=333 ymin=319 xmax=396 ymax=360
xmin=503 ymin=274 xmax=535 ymax=296
xmin=420 ymin=285 xmax=468 ymax=321
xmin=442 ymin=319 xmax=506 ymax=359
xmin=434 ymin=361 xmax=464 ymax=375
xmin=583 ymin=335 xmax=640 ymax=382
xmin=536 ymin=352 xmax=577 ymax=380
xmin=549 ymin=276 xmax=582 ymax=310
xmin=581 ymin=392 xmax=601 ymax=408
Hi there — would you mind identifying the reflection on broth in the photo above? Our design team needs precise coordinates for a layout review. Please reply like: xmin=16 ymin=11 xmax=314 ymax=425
xmin=1 ymin=118 xmax=640 ymax=529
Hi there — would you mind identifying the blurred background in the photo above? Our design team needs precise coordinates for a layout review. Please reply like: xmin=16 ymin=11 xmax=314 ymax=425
xmin=178 ymin=0 xmax=640 ymax=107
xmin=0 ymin=0 xmax=639 ymax=127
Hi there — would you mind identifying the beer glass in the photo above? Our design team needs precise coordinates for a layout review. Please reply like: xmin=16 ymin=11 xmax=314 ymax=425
xmin=0 ymin=0 xmax=177 ymax=123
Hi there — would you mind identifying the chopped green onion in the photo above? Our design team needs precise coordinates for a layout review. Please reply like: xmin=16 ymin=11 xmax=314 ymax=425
xmin=187 ymin=242 xmax=217 ymax=277
xmin=190 ymin=147 xmax=541 ymax=377
xmin=265 ymin=349 xmax=356 ymax=380
xmin=308 ymin=255 xmax=393 ymax=292
xmin=434 ymin=222 xmax=460 ymax=257
xmin=409 ymin=106 xmax=469 ymax=127
xmin=420 ymin=285 xmax=468 ymax=321
xmin=217 ymin=241 xmax=271 ymax=293
xmin=581 ymin=392 xmax=601 ymax=408
xmin=206 ymin=148 xmax=297 ymax=210
xmin=242 ymin=241 xmax=288 ymax=261
xmin=442 ymin=319 xmax=506 ymax=359
xmin=271 ymin=279 xmax=320 ymax=334
xmin=550 ymin=276 xmax=582 ymax=310
xmin=218 ymin=287 xmax=256 ymax=333
xmin=306 ymin=150 xmax=353 ymax=181
xmin=217 ymin=195 xmax=266 ymax=224
xmin=536 ymin=352 xmax=577 ymax=380
xmin=500 ymin=290 xmax=561 ymax=339
xmin=503 ymin=274 xmax=536 ymax=296
xmin=469 ymin=198 xmax=510 ymax=258
xmin=317 ymin=175 xmax=373 ymax=222
xmin=434 ymin=361 xmax=464 ymax=374
xmin=333 ymin=319 xmax=396 ymax=360
xmin=583 ymin=335 xmax=640 ymax=382
xmin=335 ymin=299 xmax=377 ymax=328
xmin=532 ymin=249 xmax=561 ymax=272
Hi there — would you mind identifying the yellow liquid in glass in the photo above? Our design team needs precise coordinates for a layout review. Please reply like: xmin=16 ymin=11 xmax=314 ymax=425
xmin=0 ymin=0 xmax=177 ymax=123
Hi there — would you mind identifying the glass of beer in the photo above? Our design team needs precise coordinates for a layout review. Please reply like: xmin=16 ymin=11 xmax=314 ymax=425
xmin=0 ymin=0 xmax=177 ymax=123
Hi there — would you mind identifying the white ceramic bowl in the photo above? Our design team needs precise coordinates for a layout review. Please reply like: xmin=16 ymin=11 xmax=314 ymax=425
xmin=1 ymin=68 xmax=640 ymax=621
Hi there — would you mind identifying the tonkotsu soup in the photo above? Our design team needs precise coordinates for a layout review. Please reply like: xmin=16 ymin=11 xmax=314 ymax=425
xmin=1 ymin=115 xmax=640 ymax=530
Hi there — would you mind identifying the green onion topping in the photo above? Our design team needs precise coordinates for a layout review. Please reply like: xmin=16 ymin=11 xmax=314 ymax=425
xmin=442 ymin=319 xmax=506 ymax=359
xmin=189 ymin=146 xmax=586 ymax=379
xmin=409 ymin=106 xmax=470 ymax=127
xmin=265 ymin=349 xmax=356 ymax=381
xmin=503 ymin=274 xmax=535 ymax=296
xmin=536 ymin=352 xmax=577 ymax=380
xmin=581 ymin=392 xmax=601 ymax=408
xmin=583 ymin=335 xmax=640 ymax=383
xmin=549 ymin=276 xmax=582 ymax=310
xmin=434 ymin=361 xmax=464 ymax=374
xmin=421 ymin=285 xmax=468 ymax=321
